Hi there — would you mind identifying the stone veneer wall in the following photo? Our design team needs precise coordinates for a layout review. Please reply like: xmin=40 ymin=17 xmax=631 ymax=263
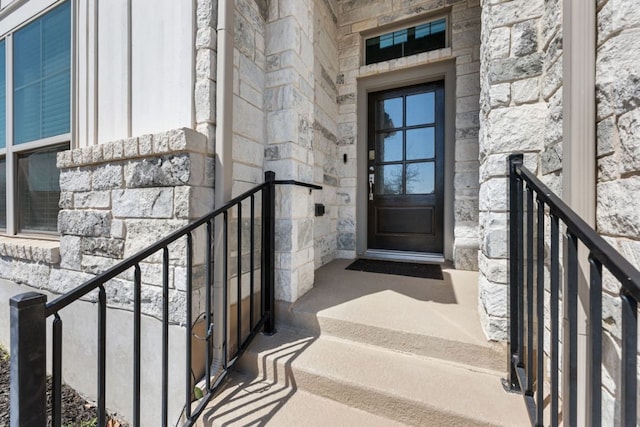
xmin=312 ymin=0 xmax=340 ymax=268
xmin=335 ymin=0 xmax=482 ymax=268
xmin=263 ymin=0 xmax=333 ymax=302
xmin=479 ymin=0 xmax=563 ymax=340
xmin=233 ymin=0 xmax=268 ymax=196
xmin=595 ymin=0 xmax=640 ymax=423
xmin=55 ymin=128 xmax=214 ymax=322
xmin=195 ymin=0 xmax=218 ymax=153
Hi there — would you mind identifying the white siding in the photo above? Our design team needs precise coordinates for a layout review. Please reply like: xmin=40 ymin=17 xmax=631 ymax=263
xmin=131 ymin=0 xmax=193 ymax=137
xmin=97 ymin=0 xmax=128 ymax=143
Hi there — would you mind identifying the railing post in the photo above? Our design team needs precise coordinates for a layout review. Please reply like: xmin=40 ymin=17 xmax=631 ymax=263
xmin=10 ymin=292 xmax=47 ymax=427
xmin=507 ymin=154 xmax=524 ymax=391
xmin=263 ymin=171 xmax=276 ymax=335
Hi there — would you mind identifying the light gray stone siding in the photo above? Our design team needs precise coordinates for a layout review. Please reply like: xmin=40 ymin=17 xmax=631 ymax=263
xmin=596 ymin=0 xmax=640 ymax=423
xmin=55 ymin=128 xmax=214 ymax=323
xmin=479 ymin=0 xmax=562 ymax=340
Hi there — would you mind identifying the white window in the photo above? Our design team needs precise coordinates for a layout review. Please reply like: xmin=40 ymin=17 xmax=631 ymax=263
xmin=1 ymin=0 xmax=70 ymax=235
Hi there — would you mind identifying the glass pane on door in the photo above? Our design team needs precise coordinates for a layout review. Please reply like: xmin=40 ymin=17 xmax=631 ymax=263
xmin=406 ymin=162 xmax=434 ymax=194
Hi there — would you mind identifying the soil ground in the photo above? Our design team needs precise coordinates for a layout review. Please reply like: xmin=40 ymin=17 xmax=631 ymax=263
xmin=0 ymin=346 xmax=128 ymax=427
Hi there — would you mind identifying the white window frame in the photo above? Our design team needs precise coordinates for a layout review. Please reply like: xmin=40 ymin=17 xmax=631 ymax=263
xmin=1 ymin=0 xmax=73 ymax=238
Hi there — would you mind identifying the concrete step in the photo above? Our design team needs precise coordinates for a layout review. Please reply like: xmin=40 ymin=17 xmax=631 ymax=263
xmin=196 ymin=371 xmax=407 ymax=427
xmin=277 ymin=260 xmax=507 ymax=372
xmin=278 ymin=306 xmax=507 ymax=373
xmin=226 ymin=328 xmax=529 ymax=427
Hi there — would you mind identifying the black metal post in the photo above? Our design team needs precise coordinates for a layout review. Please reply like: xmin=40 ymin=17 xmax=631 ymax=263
xmin=620 ymin=290 xmax=637 ymax=427
xmin=263 ymin=171 xmax=276 ymax=335
xmin=9 ymin=292 xmax=47 ymax=427
xmin=508 ymin=154 xmax=524 ymax=390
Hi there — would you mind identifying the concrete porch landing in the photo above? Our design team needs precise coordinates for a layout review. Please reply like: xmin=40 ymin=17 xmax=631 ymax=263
xmin=198 ymin=259 xmax=528 ymax=426
xmin=279 ymin=259 xmax=504 ymax=371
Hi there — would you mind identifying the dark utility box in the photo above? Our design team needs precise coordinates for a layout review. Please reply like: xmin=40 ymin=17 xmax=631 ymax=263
xmin=315 ymin=203 xmax=325 ymax=217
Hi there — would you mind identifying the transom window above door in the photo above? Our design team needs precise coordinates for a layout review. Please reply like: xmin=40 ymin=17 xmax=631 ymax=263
xmin=365 ymin=18 xmax=447 ymax=65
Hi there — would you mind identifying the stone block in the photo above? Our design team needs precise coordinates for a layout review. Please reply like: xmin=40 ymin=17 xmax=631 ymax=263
xmin=59 ymin=192 xmax=74 ymax=209
xmin=60 ymin=169 xmax=92 ymax=192
xmin=60 ymin=236 xmax=82 ymax=270
xmin=597 ymin=117 xmax=617 ymax=158
xmin=80 ymin=237 xmax=125 ymax=258
xmin=92 ymin=164 xmax=123 ymax=190
xmin=454 ymin=244 xmax=479 ymax=271
xmin=512 ymin=19 xmax=538 ymax=57
xmin=123 ymin=219 xmax=189 ymax=262
xmin=337 ymin=231 xmax=355 ymax=250
xmin=540 ymin=143 xmax=562 ymax=175
xmin=485 ymin=103 xmax=546 ymax=153
xmin=489 ymin=83 xmax=510 ymax=107
xmin=138 ymin=134 xmax=153 ymax=156
xmin=598 ymin=155 xmax=620 ymax=182
xmin=57 ymin=150 xmax=73 ymax=168
xmin=512 ymin=77 xmax=539 ymax=104
xmin=124 ymin=155 xmax=192 ymax=188
xmin=597 ymin=0 xmax=640 ymax=46
xmin=74 ymin=191 xmax=111 ymax=209
xmin=58 ymin=210 xmax=111 ymax=237
xmin=455 ymin=198 xmax=479 ymax=222
xmin=597 ymin=177 xmax=640 ymax=237
xmin=479 ymin=276 xmax=508 ymax=318
xmin=266 ymin=17 xmax=300 ymax=55
xmin=542 ymin=56 xmax=562 ymax=100
xmin=617 ymin=109 xmax=640 ymax=172
xmin=112 ymin=188 xmax=174 ymax=219
xmin=479 ymin=252 xmax=508 ymax=284
xmin=81 ymin=254 xmax=118 ymax=275
xmin=489 ymin=53 xmax=542 ymax=84
xmin=195 ymin=79 xmax=215 ymax=124
xmin=48 ymin=268 xmax=95 ymax=296
xmin=196 ymin=27 xmax=217 ymax=50
xmin=457 ymin=73 xmax=481 ymax=97
xmin=481 ymin=227 xmax=508 ymax=259
xmin=111 ymin=220 xmax=126 ymax=239
xmin=487 ymin=0 xmax=543 ymax=28
xmin=92 ymin=146 xmax=104 ymax=163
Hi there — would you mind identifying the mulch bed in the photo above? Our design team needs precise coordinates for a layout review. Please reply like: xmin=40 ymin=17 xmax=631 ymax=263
xmin=0 ymin=346 xmax=128 ymax=427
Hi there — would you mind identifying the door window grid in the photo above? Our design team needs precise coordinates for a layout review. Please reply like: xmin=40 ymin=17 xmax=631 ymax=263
xmin=0 ymin=1 xmax=71 ymax=235
xmin=375 ymin=91 xmax=436 ymax=195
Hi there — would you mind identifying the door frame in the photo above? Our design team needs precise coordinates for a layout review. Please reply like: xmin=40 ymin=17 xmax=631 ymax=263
xmin=356 ymin=60 xmax=456 ymax=261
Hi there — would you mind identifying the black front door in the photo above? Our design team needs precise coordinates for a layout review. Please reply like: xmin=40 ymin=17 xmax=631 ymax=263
xmin=367 ymin=81 xmax=445 ymax=254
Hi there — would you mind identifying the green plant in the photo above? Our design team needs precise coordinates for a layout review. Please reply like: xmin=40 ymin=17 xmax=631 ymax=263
xmin=63 ymin=418 xmax=97 ymax=427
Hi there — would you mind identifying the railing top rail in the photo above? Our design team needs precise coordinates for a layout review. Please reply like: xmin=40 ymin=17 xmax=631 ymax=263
xmin=514 ymin=161 xmax=640 ymax=301
xmin=274 ymin=179 xmax=323 ymax=190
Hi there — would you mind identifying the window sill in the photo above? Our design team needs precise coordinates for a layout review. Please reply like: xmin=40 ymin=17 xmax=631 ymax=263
xmin=358 ymin=47 xmax=452 ymax=78
xmin=0 ymin=236 xmax=60 ymax=264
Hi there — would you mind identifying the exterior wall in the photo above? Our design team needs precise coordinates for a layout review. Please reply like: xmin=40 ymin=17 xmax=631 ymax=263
xmin=78 ymin=0 xmax=196 ymax=146
xmin=264 ymin=0 xmax=320 ymax=302
xmin=312 ymin=0 xmax=340 ymax=268
xmin=595 ymin=0 xmax=640 ymax=423
xmin=335 ymin=0 xmax=482 ymax=268
xmin=233 ymin=0 xmax=267 ymax=196
xmin=479 ymin=0 xmax=562 ymax=340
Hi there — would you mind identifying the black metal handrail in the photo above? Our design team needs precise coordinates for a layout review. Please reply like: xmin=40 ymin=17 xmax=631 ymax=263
xmin=9 ymin=171 xmax=321 ymax=427
xmin=507 ymin=154 xmax=638 ymax=426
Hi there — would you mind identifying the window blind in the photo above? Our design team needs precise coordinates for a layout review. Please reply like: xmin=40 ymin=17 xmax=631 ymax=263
xmin=13 ymin=1 xmax=70 ymax=145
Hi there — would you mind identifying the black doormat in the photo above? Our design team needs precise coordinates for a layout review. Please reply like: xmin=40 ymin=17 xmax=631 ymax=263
xmin=346 ymin=259 xmax=443 ymax=280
